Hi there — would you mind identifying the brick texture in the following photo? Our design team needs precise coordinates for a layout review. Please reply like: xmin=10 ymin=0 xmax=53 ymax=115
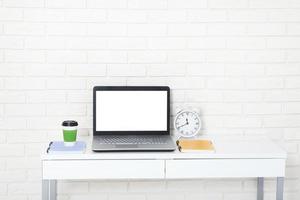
xmin=0 ymin=0 xmax=300 ymax=200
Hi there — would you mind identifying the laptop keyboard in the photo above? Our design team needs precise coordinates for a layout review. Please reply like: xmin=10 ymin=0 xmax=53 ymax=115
xmin=98 ymin=135 xmax=168 ymax=145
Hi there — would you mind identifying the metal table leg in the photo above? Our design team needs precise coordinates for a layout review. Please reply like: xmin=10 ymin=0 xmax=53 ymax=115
xmin=40 ymin=178 xmax=282 ymax=200
xmin=42 ymin=180 xmax=56 ymax=200
xmin=257 ymin=177 xmax=264 ymax=200
xmin=276 ymin=177 xmax=284 ymax=200
xmin=42 ymin=180 xmax=49 ymax=200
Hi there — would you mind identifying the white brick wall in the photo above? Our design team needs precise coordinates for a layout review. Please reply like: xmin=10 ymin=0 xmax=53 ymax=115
xmin=0 ymin=0 xmax=300 ymax=199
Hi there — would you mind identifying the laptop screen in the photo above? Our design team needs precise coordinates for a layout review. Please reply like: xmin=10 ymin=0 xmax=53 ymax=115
xmin=95 ymin=90 xmax=168 ymax=132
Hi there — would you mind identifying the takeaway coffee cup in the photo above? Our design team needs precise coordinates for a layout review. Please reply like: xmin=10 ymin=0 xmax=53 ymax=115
xmin=62 ymin=120 xmax=78 ymax=146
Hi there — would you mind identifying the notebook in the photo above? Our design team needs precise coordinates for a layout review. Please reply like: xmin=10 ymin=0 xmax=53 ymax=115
xmin=47 ymin=141 xmax=86 ymax=154
xmin=176 ymin=139 xmax=215 ymax=153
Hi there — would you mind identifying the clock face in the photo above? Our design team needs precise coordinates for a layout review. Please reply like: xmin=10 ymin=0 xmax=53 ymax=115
xmin=174 ymin=111 xmax=201 ymax=137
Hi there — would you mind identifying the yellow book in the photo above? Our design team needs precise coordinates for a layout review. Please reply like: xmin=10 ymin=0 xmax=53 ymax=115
xmin=177 ymin=139 xmax=215 ymax=153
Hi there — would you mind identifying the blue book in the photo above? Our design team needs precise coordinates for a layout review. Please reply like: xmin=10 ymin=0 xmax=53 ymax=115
xmin=47 ymin=141 xmax=86 ymax=154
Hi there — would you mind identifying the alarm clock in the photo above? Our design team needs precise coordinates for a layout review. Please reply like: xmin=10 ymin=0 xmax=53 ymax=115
xmin=174 ymin=109 xmax=201 ymax=138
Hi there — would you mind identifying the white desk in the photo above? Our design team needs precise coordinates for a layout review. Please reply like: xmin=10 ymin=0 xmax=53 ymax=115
xmin=41 ymin=136 xmax=287 ymax=200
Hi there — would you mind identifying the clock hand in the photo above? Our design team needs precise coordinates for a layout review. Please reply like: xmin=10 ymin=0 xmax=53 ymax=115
xmin=186 ymin=118 xmax=189 ymax=124
xmin=177 ymin=122 xmax=188 ymax=128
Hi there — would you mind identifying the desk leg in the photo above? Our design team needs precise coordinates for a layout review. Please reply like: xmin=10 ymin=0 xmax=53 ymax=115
xmin=276 ymin=177 xmax=284 ymax=200
xmin=42 ymin=180 xmax=56 ymax=200
xmin=257 ymin=177 xmax=264 ymax=200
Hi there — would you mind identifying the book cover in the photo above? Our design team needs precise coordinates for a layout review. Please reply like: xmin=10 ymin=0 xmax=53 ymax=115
xmin=47 ymin=141 xmax=86 ymax=154
xmin=177 ymin=139 xmax=215 ymax=153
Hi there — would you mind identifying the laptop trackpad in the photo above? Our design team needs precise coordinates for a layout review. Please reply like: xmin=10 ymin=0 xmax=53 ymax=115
xmin=115 ymin=144 xmax=138 ymax=148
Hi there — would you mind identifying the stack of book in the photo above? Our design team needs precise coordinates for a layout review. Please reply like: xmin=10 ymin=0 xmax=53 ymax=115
xmin=176 ymin=139 xmax=215 ymax=153
xmin=47 ymin=141 xmax=86 ymax=154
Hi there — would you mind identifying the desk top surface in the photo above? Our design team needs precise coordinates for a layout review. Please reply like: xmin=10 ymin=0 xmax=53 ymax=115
xmin=42 ymin=136 xmax=287 ymax=160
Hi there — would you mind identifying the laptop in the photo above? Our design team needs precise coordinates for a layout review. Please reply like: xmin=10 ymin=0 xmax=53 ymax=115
xmin=92 ymin=86 xmax=176 ymax=152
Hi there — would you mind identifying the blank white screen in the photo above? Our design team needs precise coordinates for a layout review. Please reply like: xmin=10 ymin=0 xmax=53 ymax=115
xmin=96 ymin=91 xmax=167 ymax=131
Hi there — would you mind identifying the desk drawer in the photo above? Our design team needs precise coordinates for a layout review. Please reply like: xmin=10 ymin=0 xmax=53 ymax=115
xmin=166 ymin=159 xmax=285 ymax=178
xmin=43 ymin=160 xmax=165 ymax=180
